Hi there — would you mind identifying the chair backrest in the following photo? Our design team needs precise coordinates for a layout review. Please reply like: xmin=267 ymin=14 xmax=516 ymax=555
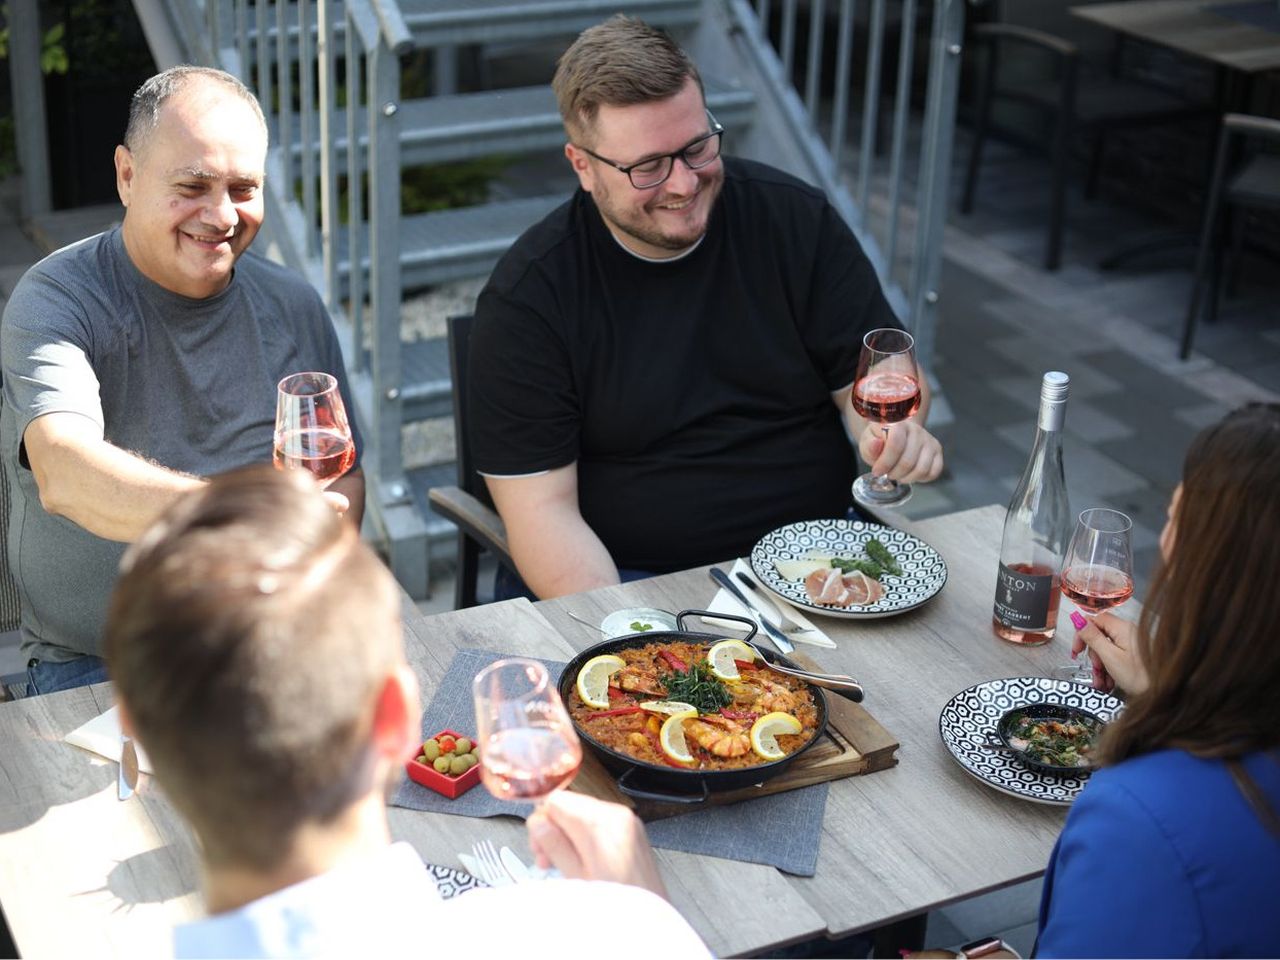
xmin=446 ymin=314 xmax=494 ymax=509
xmin=0 ymin=398 xmax=22 ymax=635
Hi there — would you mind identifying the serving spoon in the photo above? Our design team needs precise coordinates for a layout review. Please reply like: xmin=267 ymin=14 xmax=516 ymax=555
xmin=737 ymin=635 xmax=865 ymax=703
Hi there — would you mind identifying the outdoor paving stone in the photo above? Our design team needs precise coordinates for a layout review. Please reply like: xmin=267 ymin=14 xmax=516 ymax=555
xmin=935 ymin=877 xmax=1043 ymax=942
xmin=1076 ymin=349 xmax=1195 ymax=410
xmin=1093 ymin=420 xmax=1189 ymax=492
xmin=935 ymin=371 xmax=1031 ymax=428
xmin=1182 ymin=364 xmax=1280 ymax=406
xmin=0 ymin=264 xmax=29 ymax=299
xmin=1062 ymin=398 xmax=1134 ymax=444
xmin=0 ymin=224 xmax=42 ymax=268
xmin=1042 ymin=432 xmax=1149 ymax=499
xmin=953 ymin=419 xmax=1041 ymax=480
xmin=1192 ymin=323 xmax=1280 ymax=373
xmin=1174 ymin=401 xmax=1234 ymax=431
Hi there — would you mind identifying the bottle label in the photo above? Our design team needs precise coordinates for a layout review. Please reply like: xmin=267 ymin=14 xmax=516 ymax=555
xmin=994 ymin=562 xmax=1056 ymax=629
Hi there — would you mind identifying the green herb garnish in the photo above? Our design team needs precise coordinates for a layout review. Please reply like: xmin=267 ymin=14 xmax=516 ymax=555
xmin=662 ymin=661 xmax=732 ymax=714
xmin=865 ymin=538 xmax=902 ymax=577
xmin=831 ymin=557 xmax=885 ymax=579
xmin=630 ymin=621 xmax=653 ymax=632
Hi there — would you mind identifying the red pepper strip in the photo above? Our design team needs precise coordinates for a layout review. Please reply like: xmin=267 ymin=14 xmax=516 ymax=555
xmin=720 ymin=710 xmax=759 ymax=722
xmin=658 ymin=649 xmax=688 ymax=672
xmin=585 ymin=706 xmax=646 ymax=719
xmin=607 ymin=685 xmax=625 ymax=701
xmin=734 ymin=659 xmax=759 ymax=671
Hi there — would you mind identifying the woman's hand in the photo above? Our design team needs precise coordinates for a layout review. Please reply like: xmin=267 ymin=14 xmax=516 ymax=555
xmin=526 ymin=791 xmax=667 ymax=898
xmin=1076 ymin=613 xmax=1148 ymax=696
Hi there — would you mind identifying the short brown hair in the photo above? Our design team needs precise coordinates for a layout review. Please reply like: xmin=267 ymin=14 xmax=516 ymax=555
xmin=104 ymin=466 xmax=402 ymax=871
xmin=1099 ymin=403 xmax=1280 ymax=773
xmin=552 ymin=15 xmax=704 ymax=143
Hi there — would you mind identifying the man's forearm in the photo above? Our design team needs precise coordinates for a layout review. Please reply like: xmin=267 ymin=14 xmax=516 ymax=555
xmin=34 ymin=436 xmax=204 ymax=542
xmin=508 ymin=512 xmax=619 ymax=599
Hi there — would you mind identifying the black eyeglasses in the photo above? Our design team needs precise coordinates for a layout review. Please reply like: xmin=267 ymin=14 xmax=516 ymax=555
xmin=577 ymin=112 xmax=724 ymax=190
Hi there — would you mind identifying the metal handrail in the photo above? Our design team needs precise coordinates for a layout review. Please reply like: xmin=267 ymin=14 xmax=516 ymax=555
xmin=728 ymin=0 xmax=967 ymax=370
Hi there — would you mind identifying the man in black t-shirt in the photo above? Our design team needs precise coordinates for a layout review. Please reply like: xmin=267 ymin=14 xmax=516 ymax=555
xmin=469 ymin=15 xmax=944 ymax=599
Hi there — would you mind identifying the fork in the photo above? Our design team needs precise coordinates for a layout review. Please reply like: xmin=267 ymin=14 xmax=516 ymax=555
xmin=470 ymin=839 xmax=514 ymax=887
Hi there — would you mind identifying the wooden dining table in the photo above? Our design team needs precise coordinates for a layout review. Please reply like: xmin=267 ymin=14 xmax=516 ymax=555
xmin=0 ymin=504 xmax=1090 ymax=957
xmin=1071 ymin=0 xmax=1280 ymax=75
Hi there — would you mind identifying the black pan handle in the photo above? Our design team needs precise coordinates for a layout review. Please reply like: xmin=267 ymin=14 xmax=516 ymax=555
xmin=675 ymin=608 xmax=759 ymax=640
xmin=616 ymin=767 xmax=711 ymax=805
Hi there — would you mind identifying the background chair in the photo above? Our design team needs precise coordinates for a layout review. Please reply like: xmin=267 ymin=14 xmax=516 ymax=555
xmin=1182 ymin=113 xmax=1280 ymax=359
xmin=426 ymin=315 xmax=511 ymax=610
xmin=0 ymin=397 xmax=26 ymax=699
xmin=961 ymin=23 xmax=1202 ymax=270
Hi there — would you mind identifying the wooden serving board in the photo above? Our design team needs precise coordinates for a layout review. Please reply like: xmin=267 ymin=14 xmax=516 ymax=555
xmin=570 ymin=653 xmax=899 ymax=821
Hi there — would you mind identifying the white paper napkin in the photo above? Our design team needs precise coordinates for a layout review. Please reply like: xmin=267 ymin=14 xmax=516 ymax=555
xmin=64 ymin=705 xmax=154 ymax=774
xmin=701 ymin=559 xmax=836 ymax=648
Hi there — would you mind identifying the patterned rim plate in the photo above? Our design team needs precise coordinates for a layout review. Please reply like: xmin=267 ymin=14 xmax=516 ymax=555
xmin=939 ymin=677 xmax=1125 ymax=806
xmin=427 ymin=863 xmax=488 ymax=899
xmin=749 ymin=519 xmax=948 ymax=620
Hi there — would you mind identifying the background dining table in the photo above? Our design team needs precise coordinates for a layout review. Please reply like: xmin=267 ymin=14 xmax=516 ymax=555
xmin=0 ymin=504 xmax=1098 ymax=957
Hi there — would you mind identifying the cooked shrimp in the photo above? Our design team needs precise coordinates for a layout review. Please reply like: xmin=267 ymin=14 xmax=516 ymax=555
xmin=685 ymin=715 xmax=750 ymax=758
xmin=617 ymin=665 xmax=666 ymax=697
xmin=747 ymin=677 xmax=799 ymax=714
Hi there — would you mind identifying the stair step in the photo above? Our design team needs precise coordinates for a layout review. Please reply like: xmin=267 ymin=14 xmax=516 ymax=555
xmin=398 ymin=0 xmax=702 ymax=47
xmin=339 ymin=193 xmax=565 ymax=290
xmin=245 ymin=0 xmax=700 ymax=64
xmin=400 ymin=336 xmax=452 ymax=422
xmin=286 ymin=81 xmax=756 ymax=170
xmin=406 ymin=461 xmax=465 ymax=544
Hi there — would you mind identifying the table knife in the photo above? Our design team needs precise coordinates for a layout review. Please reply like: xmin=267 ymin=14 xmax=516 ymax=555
xmin=709 ymin=567 xmax=795 ymax=654
xmin=117 ymin=734 xmax=138 ymax=801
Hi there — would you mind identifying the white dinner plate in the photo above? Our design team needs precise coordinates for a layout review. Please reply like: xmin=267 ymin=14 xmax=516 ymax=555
xmin=938 ymin=676 xmax=1125 ymax=806
xmin=749 ymin=519 xmax=947 ymax=620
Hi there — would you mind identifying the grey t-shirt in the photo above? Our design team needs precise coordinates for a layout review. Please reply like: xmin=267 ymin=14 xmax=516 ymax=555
xmin=0 ymin=228 xmax=362 ymax=662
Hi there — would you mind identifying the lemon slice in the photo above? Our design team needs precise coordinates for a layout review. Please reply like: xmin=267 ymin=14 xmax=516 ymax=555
xmin=750 ymin=712 xmax=803 ymax=760
xmin=707 ymin=638 xmax=756 ymax=681
xmin=659 ymin=714 xmax=695 ymax=765
xmin=640 ymin=700 xmax=698 ymax=718
xmin=575 ymin=654 xmax=625 ymax=709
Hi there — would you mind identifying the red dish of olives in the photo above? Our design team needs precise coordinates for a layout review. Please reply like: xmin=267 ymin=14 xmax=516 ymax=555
xmin=406 ymin=728 xmax=482 ymax=799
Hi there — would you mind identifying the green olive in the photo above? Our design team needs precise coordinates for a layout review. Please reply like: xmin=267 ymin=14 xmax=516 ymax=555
xmin=416 ymin=755 xmax=428 ymax=765
xmin=422 ymin=740 xmax=442 ymax=761
xmin=463 ymin=753 xmax=478 ymax=769
xmin=433 ymin=756 xmax=451 ymax=773
xmin=449 ymin=755 xmax=470 ymax=776
xmin=454 ymin=737 xmax=473 ymax=754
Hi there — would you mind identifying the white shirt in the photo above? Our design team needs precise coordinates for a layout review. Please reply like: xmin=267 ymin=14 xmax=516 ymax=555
xmin=174 ymin=842 xmax=710 ymax=959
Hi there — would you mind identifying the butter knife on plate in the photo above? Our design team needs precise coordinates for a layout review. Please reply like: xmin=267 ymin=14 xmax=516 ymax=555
xmin=734 ymin=568 xmax=836 ymax=648
xmin=709 ymin=567 xmax=794 ymax=654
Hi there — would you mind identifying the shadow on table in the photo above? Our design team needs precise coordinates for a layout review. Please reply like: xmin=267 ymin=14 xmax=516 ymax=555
xmin=73 ymin=845 xmax=198 ymax=909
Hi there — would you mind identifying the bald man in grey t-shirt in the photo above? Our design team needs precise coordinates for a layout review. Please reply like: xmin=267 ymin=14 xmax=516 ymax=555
xmin=0 ymin=66 xmax=363 ymax=695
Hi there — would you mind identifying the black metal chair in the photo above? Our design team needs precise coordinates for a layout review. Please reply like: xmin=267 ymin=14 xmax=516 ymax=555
xmin=426 ymin=315 xmax=512 ymax=610
xmin=1181 ymin=113 xmax=1280 ymax=359
xmin=961 ymin=23 xmax=1203 ymax=271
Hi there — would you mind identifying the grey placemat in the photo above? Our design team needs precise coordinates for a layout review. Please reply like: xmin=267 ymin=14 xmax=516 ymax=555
xmin=392 ymin=648 xmax=828 ymax=876
xmin=1212 ymin=0 xmax=1280 ymax=32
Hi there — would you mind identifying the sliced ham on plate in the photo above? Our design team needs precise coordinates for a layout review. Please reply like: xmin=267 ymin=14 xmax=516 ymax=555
xmin=803 ymin=567 xmax=887 ymax=607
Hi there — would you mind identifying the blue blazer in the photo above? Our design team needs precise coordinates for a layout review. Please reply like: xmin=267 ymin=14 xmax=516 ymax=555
xmin=1037 ymin=748 xmax=1280 ymax=957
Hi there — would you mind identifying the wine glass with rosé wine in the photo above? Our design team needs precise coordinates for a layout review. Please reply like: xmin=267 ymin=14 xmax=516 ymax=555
xmin=273 ymin=372 xmax=356 ymax=490
xmin=1060 ymin=508 xmax=1135 ymax=683
xmin=472 ymin=659 xmax=583 ymax=806
xmin=850 ymin=328 xmax=923 ymax=509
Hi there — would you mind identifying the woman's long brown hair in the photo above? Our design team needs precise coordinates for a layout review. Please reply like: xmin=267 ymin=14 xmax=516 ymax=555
xmin=1097 ymin=403 xmax=1280 ymax=777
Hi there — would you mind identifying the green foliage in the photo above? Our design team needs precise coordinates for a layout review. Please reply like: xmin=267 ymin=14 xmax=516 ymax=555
xmin=401 ymin=156 xmax=509 ymax=215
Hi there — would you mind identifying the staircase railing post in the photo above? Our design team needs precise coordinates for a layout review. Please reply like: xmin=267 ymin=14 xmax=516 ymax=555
xmin=908 ymin=0 xmax=966 ymax=370
xmin=317 ymin=0 xmax=340 ymax=308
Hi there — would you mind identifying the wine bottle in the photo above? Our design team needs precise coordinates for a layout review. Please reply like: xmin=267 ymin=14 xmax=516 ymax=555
xmin=992 ymin=372 xmax=1070 ymax=645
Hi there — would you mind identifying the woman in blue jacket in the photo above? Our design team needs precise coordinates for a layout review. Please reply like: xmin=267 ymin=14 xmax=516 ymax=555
xmin=1036 ymin=402 xmax=1280 ymax=957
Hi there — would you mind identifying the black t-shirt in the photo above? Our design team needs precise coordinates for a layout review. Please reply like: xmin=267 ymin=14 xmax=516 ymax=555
xmin=470 ymin=157 xmax=900 ymax=572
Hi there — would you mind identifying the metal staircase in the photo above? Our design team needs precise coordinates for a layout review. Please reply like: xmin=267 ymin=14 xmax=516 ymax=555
xmin=128 ymin=0 xmax=965 ymax=599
